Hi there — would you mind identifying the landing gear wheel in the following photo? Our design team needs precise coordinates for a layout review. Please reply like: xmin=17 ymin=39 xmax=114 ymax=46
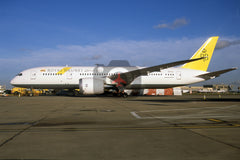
xmin=120 ymin=92 xmax=128 ymax=98
xmin=122 ymin=93 xmax=128 ymax=98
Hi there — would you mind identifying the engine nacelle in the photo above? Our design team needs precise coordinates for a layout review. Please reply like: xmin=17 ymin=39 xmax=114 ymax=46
xmin=79 ymin=78 xmax=104 ymax=95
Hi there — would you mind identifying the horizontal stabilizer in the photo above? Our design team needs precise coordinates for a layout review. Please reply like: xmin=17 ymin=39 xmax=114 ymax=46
xmin=197 ymin=68 xmax=237 ymax=80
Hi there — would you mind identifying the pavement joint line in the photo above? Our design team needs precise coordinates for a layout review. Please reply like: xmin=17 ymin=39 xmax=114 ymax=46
xmin=0 ymin=104 xmax=74 ymax=148
xmin=0 ymin=124 xmax=32 ymax=148
xmin=187 ymin=128 xmax=240 ymax=150
xmin=0 ymin=117 xmax=46 ymax=149
xmin=0 ymin=124 xmax=239 ymax=133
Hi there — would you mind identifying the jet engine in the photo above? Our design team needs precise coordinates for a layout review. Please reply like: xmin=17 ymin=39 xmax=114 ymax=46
xmin=79 ymin=78 xmax=104 ymax=94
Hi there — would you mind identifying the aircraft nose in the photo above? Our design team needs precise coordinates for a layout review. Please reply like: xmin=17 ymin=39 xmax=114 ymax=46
xmin=10 ymin=77 xmax=17 ymax=85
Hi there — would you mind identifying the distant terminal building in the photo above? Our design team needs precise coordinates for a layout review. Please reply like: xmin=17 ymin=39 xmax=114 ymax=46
xmin=203 ymin=85 xmax=231 ymax=93
xmin=182 ymin=84 xmax=233 ymax=93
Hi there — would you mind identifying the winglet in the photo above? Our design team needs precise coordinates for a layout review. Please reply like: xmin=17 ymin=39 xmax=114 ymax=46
xmin=181 ymin=36 xmax=219 ymax=71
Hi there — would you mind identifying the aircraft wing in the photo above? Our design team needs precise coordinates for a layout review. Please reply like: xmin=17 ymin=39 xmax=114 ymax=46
xmin=109 ymin=57 xmax=203 ymax=86
xmin=197 ymin=68 xmax=237 ymax=80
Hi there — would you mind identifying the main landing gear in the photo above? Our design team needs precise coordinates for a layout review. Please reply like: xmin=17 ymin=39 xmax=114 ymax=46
xmin=111 ymin=86 xmax=128 ymax=98
xmin=120 ymin=92 xmax=128 ymax=98
xmin=112 ymin=90 xmax=128 ymax=98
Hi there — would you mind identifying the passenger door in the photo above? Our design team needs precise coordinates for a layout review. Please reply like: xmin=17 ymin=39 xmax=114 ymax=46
xmin=176 ymin=71 xmax=181 ymax=80
xmin=66 ymin=72 xmax=73 ymax=80
xmin=31 ymin=71 xmax=37 ymax=80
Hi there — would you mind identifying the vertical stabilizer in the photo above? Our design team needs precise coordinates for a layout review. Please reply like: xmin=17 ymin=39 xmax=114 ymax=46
xmin=181 ymin=36 xmax=219 ymax=71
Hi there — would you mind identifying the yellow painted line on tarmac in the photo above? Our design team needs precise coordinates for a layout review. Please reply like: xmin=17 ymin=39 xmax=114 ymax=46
xmin=233 ymin=124 xmax=240 ymax=127
xmin=208 ymin=118 xmax=223 ymax=123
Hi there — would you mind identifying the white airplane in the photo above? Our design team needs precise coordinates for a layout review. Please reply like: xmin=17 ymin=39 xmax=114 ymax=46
xmin=11 ymin=37 xmax=236 ymax=96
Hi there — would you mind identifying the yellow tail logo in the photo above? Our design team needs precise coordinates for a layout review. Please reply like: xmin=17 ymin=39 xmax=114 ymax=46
xmin=181 ymin=36 xmax=219 ymax=71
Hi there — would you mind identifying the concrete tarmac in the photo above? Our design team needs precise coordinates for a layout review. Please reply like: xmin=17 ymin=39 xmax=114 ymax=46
xmin=0 ymin=95 xmax=239 ymax=160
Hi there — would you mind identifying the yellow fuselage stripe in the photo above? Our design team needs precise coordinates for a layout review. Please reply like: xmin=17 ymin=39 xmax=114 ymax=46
xmin=57 ymin=67 xmax=72 ymax=75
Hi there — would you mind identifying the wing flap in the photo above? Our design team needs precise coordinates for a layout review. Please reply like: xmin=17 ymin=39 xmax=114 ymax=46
xmin=197 ymin=68 xmax=237 ymax=80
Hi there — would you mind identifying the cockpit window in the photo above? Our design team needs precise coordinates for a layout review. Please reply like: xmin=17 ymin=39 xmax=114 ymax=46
xmin=17 ymin=73 xmax=23 ymax=76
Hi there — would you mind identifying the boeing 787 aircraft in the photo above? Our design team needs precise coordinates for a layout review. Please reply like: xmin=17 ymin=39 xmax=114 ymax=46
xmin=11 ymin=37 xmax=236 ymax=96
